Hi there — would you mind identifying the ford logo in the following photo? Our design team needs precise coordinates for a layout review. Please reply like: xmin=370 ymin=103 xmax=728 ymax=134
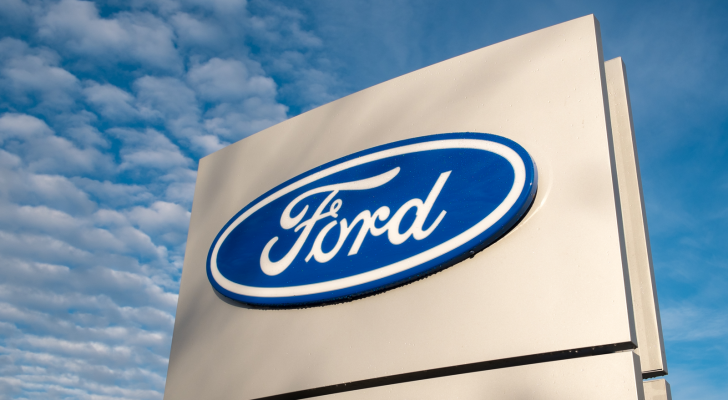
xmin=207 ymin=133 xmax=537 ymax=307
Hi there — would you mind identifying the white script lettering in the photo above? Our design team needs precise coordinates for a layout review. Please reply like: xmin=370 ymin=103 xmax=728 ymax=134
xmin=259 ymin=168 xmax=451 ymax=276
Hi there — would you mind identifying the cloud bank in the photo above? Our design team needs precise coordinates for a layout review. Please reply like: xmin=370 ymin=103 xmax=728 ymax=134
xmin=0 ymin=1 xmax=337 ymax=398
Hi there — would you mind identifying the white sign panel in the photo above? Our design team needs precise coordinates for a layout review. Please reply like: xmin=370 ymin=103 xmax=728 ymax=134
xmin=165 ymin=15 xmax=637 ymax=399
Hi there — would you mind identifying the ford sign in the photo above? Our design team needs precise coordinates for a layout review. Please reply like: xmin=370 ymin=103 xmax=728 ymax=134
xmin=207 ymin=133 xmax=537 ymax=307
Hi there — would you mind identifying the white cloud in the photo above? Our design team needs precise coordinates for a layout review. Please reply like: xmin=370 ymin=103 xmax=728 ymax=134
xmin=0 ymin=231 xmax=95 ymax=274
xmin=169 ymin=12 xmax=224 ymax=49
xmin=126 ymin=201 xmax=190 ymax=246
xmin=0 ymin=170 xmax=97 ymax=215
xmin=163 ymin=182 xmax=196 ymax=206
xmin=0 ymin=302 xmax=170 ymax=351
xmin=0 ymin=113 xmax=114 ymax=177
xmin=188 ymin=57 xmax=288 ymax=140
xmin=0 ymin=38 xmax=80 ymax=111
xmin=38 ymin=0 xmax=181 ymax=72
xmin=133 ymin=77 xmax=197 ymax=120
xmin=0 ymin=260 xmax=177 ymax=314
xmin=122 ymin=149 xmax=189 ymax=172
xmin=54 ymin=111 xmax=109 ymax=148
xmin=0 ymin=204 xmax=165 ymax=261
xmin=0 ymin=148 xmax=21 ymax=168
xmin=24 ymin=135 xmax=113 ymax=176
xmin=111 ymin=128 xmax=192 ymax=172
xmin=0 ymin=113 xmax=53 ymax=142
xmin=203 ymin=99 xmax=287 ymax=140
xmin=83 ymin=83 xmax=141 ymax=122
xmin=133 ymin=76 xmax=226 ymax=154
xmin=183 ymin=0 xmax=248 ymax=15
xmin=246 ymin=5 xmax=323 ymax=49
xmin=188 ymin=57 xmax=277 ymax=102
xmin=72 ymin=179 xmax=154 ymax=208
xmin=0 ymin=350 xmax=167 ymax=399
xmin=2 ymin=55 xmax=78 ymax=100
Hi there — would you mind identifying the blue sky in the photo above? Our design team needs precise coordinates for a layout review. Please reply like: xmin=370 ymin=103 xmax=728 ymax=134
xmin=0 ymin=0 xmax=725 ymax=399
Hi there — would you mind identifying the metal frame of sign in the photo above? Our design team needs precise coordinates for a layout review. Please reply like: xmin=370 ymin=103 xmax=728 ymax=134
xmin=605 ymin=57 xmax=668 ymax=379
xmin=207 ymin=132 xmax=537 ymax=307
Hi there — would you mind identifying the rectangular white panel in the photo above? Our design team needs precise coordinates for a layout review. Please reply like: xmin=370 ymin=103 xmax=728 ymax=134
xmin=313 ymin=352 xmax=644 ymax=400
xmin=165 ymin=15 xmax=637 ymax=399
xmin=643 ymin=379 xmax=672 ymax=400
xmin=605 ymin=57 xmax=668 ymax=377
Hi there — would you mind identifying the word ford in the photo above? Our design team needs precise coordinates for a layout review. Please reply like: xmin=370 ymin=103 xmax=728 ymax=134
xmin=261 ymin=167 xmax=450 ymax=276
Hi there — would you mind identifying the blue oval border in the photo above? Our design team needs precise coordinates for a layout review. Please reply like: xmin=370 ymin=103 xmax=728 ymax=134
xmin=206 ymin=132 xmax=538 ymax=308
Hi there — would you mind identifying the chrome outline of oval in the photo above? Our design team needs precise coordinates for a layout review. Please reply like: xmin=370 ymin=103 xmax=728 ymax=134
xmin=207 ymin=132 xmax=537 ymax=307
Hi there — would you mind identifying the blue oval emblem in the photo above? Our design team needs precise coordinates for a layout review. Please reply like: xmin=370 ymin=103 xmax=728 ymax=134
xmin=207 ymin=133 xmax=537 ymax=307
